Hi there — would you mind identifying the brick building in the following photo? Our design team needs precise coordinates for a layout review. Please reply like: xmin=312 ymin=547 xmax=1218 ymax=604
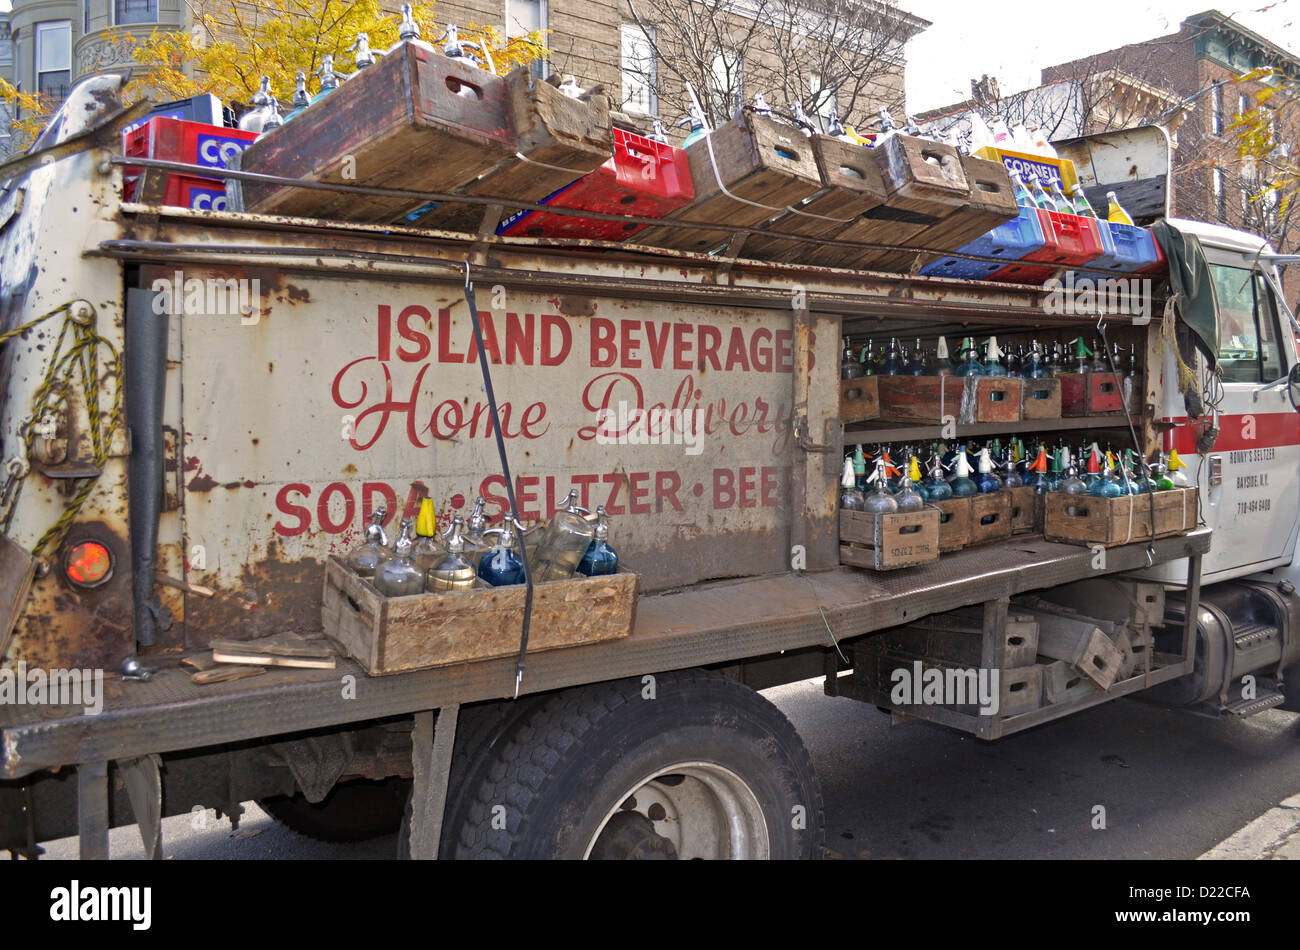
xmin=0 ymin=0 xmax=926 ymax=156
xmin=1041 ymin=9 xmax=1299 ymax=302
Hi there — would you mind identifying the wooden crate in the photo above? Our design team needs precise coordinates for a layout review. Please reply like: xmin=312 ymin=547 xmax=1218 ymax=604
xmin=874 ymin=610 xmax=1040 ymax=668
xmin=408 ymin=68 xmax=612 ymax=231
xmin=851 ymin=645 xmax=1044 ymax=717
xmin=968 ymin=492 xmax=1013 ymax=546
xmin=1041 ymin=658 xmax=1102 ymax=704
xmin=872 ymin=154 xmax=1018 ymax=272
xmin=1008 ymin=485 xmax=1043 ymax=534
xmin=637 ymin=112 xmax=822 ymax=253
xmin=840 ymin=375 xmax=879 ymax=424
xmin=240 ymin=45 xmax=516 ymax=222
xmin=743 ymin=135 xmax=887 ymax=262
xmin=805 ymin=134 xmax=969 ymax=270
xmin=321 ymin=556 xmax=638 ymax=675
xmin=1020 ymin=377 xmax=1062 ymax=420
xmin=1043 ymin=487 xmax=1198 ymax=547
xmin=839 ymin=508 xmax=940 ymax=571
xmin=931 ymin=497 xmax=970 ymax=552
xmin=877 ymin=375 xmax=1022 ymax=425
xmin=1030 ymin=612 xmax=1123 ymax=690
xmin=1060 ymin=372 xmax=1128 ymax=416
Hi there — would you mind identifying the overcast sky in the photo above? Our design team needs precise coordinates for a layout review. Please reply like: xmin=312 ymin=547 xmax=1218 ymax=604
xmin=905 ymin=0 xmax=1299 ymax=114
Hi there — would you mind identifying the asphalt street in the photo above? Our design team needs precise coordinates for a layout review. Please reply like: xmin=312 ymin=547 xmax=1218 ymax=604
xmin=34 ymin=679 xmax=1300 ymax=859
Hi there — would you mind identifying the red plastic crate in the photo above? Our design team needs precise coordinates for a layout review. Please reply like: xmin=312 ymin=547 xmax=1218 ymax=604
xmin=123 ymin=117 xmax=257 ymax=201
xmin=498 ymin=128 xmax=694 ymax=241
xmin=986 ymin=209 xmax=1106 ymax=284
xmin=1022 ymin=209 xmax=1105 ymax=266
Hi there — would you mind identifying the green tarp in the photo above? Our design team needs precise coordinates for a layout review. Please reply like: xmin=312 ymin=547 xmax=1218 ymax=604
xmin=1151 ymin=219 xmax=1219 ymax=369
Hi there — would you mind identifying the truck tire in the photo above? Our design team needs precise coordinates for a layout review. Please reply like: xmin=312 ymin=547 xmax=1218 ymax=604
xmin=449 ymin=669 xmax=824 ymax=859
xmin=258 ymin=777 xmax=409 ymax=843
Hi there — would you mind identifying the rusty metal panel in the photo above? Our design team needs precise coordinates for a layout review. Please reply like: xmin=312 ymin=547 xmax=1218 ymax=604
xmin=166 ymin=266 xmax=806 ymax=645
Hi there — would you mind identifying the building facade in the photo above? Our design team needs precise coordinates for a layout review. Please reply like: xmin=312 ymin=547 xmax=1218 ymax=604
xmin=1041 ymin=9 xmax=1299 ymax=301
xmin=1 ymin=0 xmax=924 ymax=153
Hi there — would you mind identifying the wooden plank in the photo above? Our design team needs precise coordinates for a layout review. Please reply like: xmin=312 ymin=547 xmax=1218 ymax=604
xmin=240 ymin=45 xmax=516 ymax=222
xmin=1019 ymin=377 xmax=1062 ymax=420
xmin=877 ymin=375 xmax=1022 ymax=425
xmin=967 ymin=492 xmax=1013 ymax=546
xmin=637 ymin=113 xmax=822 ymax=252
xmin=1041 ymin=658 xmax=1101 ymax=704
xmin=932 ymin=497 xmax=970 ymax=552
xmin=839 ymin=375 xmax=879 ymax=424
xmin=411 ymin=69 xmax=612 ymax=232
xmin=1008 ymin=485 xmax=1043 ymax=535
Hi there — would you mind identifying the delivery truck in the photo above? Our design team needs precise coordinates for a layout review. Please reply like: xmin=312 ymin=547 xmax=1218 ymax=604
xmin=0 ymin=75 xmax=1296 ymax=860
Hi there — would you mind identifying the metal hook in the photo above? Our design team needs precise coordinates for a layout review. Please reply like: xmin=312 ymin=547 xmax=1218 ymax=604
xmin=1145 ymin=545 xmax=1155 ymax=567
xmin=463 ymin=260 xmax=471 ymax=290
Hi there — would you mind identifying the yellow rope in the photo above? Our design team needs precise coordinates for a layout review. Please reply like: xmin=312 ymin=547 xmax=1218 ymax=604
xmin=0 ymin=302 xmax=124 ymax=558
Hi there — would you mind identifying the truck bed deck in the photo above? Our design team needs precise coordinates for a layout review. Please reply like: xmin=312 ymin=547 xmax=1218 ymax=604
xmin=0 ymin=529 xmax=1210 ymax=778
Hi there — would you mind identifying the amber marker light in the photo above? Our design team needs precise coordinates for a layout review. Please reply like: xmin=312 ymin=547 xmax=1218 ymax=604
xmin=64 ymin=540 xmax=114 ymax=588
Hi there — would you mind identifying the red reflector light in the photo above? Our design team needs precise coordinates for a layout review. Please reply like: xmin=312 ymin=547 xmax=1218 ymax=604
xmin=65 ymin=541 xmax=113 ymax=588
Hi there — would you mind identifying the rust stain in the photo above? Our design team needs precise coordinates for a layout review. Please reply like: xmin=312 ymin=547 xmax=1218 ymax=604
xmin=551 ymin=295 xmax=597 ymax=318
xmin=188 ymin=474 xmax=218 ymax=492
xmin=284 ymin=284 xmax=311 ymax=304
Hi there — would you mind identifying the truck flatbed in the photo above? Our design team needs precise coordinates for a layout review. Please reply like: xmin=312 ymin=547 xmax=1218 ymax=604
xmin=0 ymin=529 xmax=1209 ymax=779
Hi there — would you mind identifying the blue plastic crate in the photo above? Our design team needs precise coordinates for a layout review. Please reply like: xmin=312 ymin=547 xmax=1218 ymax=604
xmin=1084 ymin=221 xmax=1158 ymax=273
xmin=920 ymin=204 xmax=1045 ymax=280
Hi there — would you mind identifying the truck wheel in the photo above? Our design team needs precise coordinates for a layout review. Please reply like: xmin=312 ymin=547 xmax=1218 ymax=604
xmin=450 ymin=669 xmax=824 ymax=859
xmin=259 ymin=777 xmax=409 ymax=843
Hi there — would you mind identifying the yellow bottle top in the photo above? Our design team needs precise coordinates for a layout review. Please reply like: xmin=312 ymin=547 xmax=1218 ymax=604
xmin=908 ymin=457 xmax=923 ymax=483
xmin=1168 ymin=449 xmax=1186 ymax=472
xmin=416 ymin=498 xmax=437 ymax=538
xmin=843 ymin=125 xmax=872 ymax=147
xmin=1106 ymin=191 xmax=1134 ymax=226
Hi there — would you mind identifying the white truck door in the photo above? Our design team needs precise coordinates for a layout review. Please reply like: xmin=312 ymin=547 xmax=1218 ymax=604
xmin=1173 ymin=250 xmax=1300 ymax=581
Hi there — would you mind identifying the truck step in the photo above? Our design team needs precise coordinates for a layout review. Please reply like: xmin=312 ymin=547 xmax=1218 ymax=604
xmin=1232 ymin=622 xmax=1279 ymax=649
xmin=1223 ymin=691 xmax=1286 ymax=718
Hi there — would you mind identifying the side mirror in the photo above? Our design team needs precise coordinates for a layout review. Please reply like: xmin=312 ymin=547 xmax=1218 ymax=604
xmin=1290 ymin=362 xmax=1300 ymax=412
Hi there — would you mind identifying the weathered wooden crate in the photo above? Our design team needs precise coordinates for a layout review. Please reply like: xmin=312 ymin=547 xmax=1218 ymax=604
xmin=873 ymin=610 xmax=1040 ymax=668
xmin=931 ymin=497 xmax=970 ymax=552
xmin=637 ymin=112 xmax=823 ymax=253
xmin=839 ymin=508 xmax=940 ymax=571
xmin=845 ymin=135 xmax=971 ymax=271
xmin=851 ymin=644 xmax=1044 ymax=717
xmin=743 ymin=135 xmax=887 ymax=262
xmin=1019 ymin=377 xmax=1062 ymax=420
xmin=407 ymin=68 xmax=613 ymax=232
xmin=1059 ymin=372 xmax=1127 ymax=416
xmin=878 ymin=375 xmax=1022 ymax=425
xmin=1008 ymin=485 xmax=1043 ymax=535
xmin=1041 ymin=658 xmax=1102 ymax=704
xmin=1043 ymin=488 xmax=1198 ymax=547
xmin=968 ymin=492 xmax=1013 ymax=545
xmin=240 ymin=45 xmax=516 ymax=222
xmin=321 ymin=556 xmax=638 ymax=675
xmin=840 ymin=375 xmax=879 ymax=424
xmin=872 ymin=154 xmax=1017 ymax=272
xmin=1030 ymin=611 xmax=1123 ymax=690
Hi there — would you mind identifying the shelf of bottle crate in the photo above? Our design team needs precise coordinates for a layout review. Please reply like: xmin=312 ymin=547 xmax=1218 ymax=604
xmin=842 ymin=414 xmax=1135 ymax=446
